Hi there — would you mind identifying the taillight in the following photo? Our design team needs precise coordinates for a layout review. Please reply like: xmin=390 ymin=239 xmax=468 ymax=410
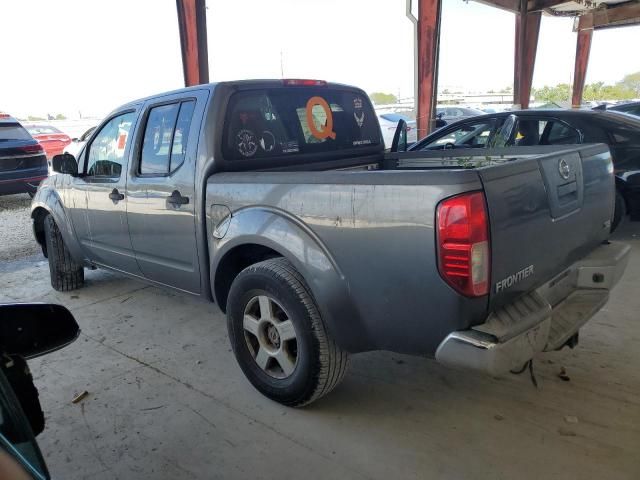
xmin=436 ymin=191 xmax=490 ymax=297
xmin=18 ymin=144 xmax=44 ymax=154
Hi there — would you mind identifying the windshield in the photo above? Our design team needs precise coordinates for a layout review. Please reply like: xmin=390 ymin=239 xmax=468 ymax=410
xmin=380 ymin=113 xmax=410 ymax=122
xmin=25 ymin=125 xmax=62 ymax=135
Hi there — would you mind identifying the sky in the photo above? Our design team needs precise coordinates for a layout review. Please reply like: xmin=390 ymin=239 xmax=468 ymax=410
xmin=1 ymin=0 xmax=639 ymax=118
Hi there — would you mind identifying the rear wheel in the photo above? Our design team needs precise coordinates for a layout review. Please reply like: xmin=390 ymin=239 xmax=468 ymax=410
xmin=226 ymin=258 xmax=348 ymax=407
xmin=44 ymin=215 xmax=84 ymax=291
xmin=611 ymin=190 xmax=626 ymax=233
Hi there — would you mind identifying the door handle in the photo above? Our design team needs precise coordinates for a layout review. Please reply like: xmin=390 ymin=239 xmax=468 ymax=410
xmin=167 ymin=190 xmax=189 ymax=206
xmin=109 ymin=188 xmax=125 ymax=202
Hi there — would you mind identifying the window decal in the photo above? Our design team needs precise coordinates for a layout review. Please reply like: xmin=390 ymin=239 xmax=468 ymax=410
xmin=237 ymin=129 xmax=258 ymax=157
xmin=305 ymin=96 xmax=336 ymax=140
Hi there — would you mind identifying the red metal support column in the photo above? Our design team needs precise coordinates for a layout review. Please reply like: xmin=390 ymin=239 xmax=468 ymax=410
xmin=513 ymin=6 xmax=541 ymax=109
xmin=417 ymin=0 xmax=442 ymax=137
xmin=176 ymin=0 xmax=209 ymax=87
xmin=572 ymin=23 xmax=593 ymax=108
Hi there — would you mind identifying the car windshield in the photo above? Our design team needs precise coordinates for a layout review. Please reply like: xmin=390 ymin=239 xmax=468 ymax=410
xmin=25 ymin=125 xmax=62 ymax=135
xmin=0 ymin=123 xmax=31 ymax=141
xmin=380 ymin=113 xmax=410 ymax=122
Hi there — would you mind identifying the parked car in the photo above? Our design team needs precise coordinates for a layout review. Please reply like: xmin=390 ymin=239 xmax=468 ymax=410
xmin=32 ymin=80 xmax=628 ymax=406
xmin=435 ymin=106 xmax=485 ymax=124
xmin=24 ymin=124 xmax=71 ymax=159
xmin=410 ymin=108 xmax=640 ymax=230
xmin=0 ymin=303 xmax=80 ymax=480
xmin=609 ymin=101 xmax=640 ymax=117
xmin=0 ymin=114 xmax=48 ymax=197
xmin=376 ymin=113 xmax=417 ymax=148
xmin=63 ymin=126 xmax=96 ymax=158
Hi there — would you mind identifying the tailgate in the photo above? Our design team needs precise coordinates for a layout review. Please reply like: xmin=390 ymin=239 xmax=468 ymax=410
xmin=478 ymin=144 xmax=614 ymax=310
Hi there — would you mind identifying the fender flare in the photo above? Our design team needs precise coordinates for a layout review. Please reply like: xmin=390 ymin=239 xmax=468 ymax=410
xmin=210 ymin=206 xmax=370 ymax=352
xmin=30 ymin=181 xmax=85 ymax=263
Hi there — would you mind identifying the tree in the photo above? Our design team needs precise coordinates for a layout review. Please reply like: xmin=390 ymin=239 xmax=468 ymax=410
xmin=27 ymin=115 xmax=45 ymax=121
xmin=369 ymin=92 xmax=398 ymax=105
xmin=533 ymin=84 xmax=571 ymax=103
xmin=55 ymin=113 xmax=67 ymax=120
xmin=619 ymin=71 xmax=640 ymax=97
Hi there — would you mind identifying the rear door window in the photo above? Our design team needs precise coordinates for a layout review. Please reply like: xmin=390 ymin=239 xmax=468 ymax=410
xmin=544 ymin=121 xmax=580 ymax=145
xmin=222 ymin=88 xmax=381 ymax=162
xmin=139 ymin=100 xmax=196 ymax=175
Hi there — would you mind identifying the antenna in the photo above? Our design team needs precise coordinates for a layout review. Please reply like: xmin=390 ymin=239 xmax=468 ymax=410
xmin=280 ymin=50 xmax=284 ymax=78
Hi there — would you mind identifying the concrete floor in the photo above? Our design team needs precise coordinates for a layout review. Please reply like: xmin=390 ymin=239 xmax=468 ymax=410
xmin=1 ymin=225 xmax=639 ymax=480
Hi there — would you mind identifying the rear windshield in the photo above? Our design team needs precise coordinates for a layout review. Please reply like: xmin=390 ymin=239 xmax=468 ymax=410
xmin=223 ymin=88 xmax=381 ymax=161
xmin=25 ymin=125 xmax=62 ymax=135
xmin=0 ymin=123 xmax=32 ymax=141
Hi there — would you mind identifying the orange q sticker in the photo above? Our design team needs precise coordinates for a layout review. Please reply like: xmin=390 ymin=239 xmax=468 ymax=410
xmin=305 ymin=96 xmax=336 ymax=140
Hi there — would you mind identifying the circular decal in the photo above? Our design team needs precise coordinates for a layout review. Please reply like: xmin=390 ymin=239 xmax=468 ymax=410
xmin=236 ymin=129 xmax=258 ymax=157
xmin=260 ymin=131 xmax=276 ymax=152
xmin=305 ymin=96 xmax=336 ymax=140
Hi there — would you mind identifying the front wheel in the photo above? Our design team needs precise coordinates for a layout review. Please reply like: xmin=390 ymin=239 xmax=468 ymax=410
xmin=226 ymin=258 xmax=348 ymax=407
xmin=44 ymin=215 xmax=84 ymax=292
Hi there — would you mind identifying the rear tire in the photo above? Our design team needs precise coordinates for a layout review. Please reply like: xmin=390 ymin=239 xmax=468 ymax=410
xmin=226 ymin=258 xmax=348 ymax=407
xmin=44 ymin=215 xmax=84 ymax=292
xmin=611 ymin=190 xmax=626 ymax=233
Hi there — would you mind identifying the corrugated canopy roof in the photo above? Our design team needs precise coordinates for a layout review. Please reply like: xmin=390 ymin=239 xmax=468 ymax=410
xmin=475 ymin=0 xmax=640 ymax=29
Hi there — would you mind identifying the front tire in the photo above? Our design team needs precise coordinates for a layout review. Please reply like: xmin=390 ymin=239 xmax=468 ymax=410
xmin=44 ymin=214 xmax=84 ymax=292
xmin=226 ymin=258 xmax=348 ymax=407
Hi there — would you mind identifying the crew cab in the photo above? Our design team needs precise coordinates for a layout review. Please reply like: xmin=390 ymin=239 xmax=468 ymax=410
xmin=31 ymin=80 xmax=629 ymax=406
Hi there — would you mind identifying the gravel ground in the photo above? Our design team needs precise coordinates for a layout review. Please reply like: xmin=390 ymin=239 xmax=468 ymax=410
xmin=0 ymin=193 xmax=41 ymax=262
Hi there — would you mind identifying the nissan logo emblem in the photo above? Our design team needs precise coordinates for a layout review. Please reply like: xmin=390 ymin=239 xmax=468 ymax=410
xmin=558 ymin=159 xmax=571 ymax=180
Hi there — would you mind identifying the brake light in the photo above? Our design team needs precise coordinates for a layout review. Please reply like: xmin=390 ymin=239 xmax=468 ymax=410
xmin=436 ymin=191 xmax=490 ymax=297
xmin=18 ymin=144 xmax=44 ymax=154
xmin=0 ymin=113 xmax=10 ymax=119
xmin=282 ymin=79 xmax=327 ymax=86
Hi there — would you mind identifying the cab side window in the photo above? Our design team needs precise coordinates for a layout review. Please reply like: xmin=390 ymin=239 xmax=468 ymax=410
xmin=139 ymin=100 xmax=195 ymax=176
xmin=86 ymin=112 xmax=135 ymax=178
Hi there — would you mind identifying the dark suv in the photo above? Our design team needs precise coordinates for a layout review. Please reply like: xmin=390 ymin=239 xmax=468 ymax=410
xmin=0 ymin=114 xmax=48 ymax=197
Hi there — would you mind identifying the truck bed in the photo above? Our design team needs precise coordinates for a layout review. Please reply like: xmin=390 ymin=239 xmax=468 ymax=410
xmin=206 ymin=144 xmax=614 ymax=355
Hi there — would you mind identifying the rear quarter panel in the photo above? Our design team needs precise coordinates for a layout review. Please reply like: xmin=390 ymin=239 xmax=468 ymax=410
xmin=207 ymin=170 xmax=488 ymax=355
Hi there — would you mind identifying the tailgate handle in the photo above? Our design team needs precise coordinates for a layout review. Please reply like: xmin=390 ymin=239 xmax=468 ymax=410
xmin=557 ymin=181 xmax=577 ymax=199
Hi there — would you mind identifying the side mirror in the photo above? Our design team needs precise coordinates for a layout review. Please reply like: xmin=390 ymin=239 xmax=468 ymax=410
xmin=71 ymin=137 xmax=79 ymax=142
xmin=391 ymin=119 xmax=408 ymax=152
xmin=51 ymin=153 xmax=78 ymax=176
xmin=0 ymin=304 xmax=80 ymax=359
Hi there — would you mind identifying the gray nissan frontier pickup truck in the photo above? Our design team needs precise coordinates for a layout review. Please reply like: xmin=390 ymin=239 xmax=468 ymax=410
xmin=31 ymin=80 xmax=629 ymax=406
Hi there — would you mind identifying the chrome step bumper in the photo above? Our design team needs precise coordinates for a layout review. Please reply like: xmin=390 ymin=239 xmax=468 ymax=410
xmin=435 ymin=241 xmax=630 ymax=376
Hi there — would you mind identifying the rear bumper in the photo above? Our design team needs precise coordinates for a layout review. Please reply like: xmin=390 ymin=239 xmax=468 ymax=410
xmin=435 ymin=241 xmax=630 ymax=376
xmin=0 ymin=166 xmax=48 ymax=196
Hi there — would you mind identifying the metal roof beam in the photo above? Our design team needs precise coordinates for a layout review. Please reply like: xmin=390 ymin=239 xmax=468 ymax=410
xmin=577 ymin=1 xmax=640 ymax=30
xmin=527 ymin=0 xmax=569 ymax=12
xmin=473 ymin=0 xmax=520 ymax=13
